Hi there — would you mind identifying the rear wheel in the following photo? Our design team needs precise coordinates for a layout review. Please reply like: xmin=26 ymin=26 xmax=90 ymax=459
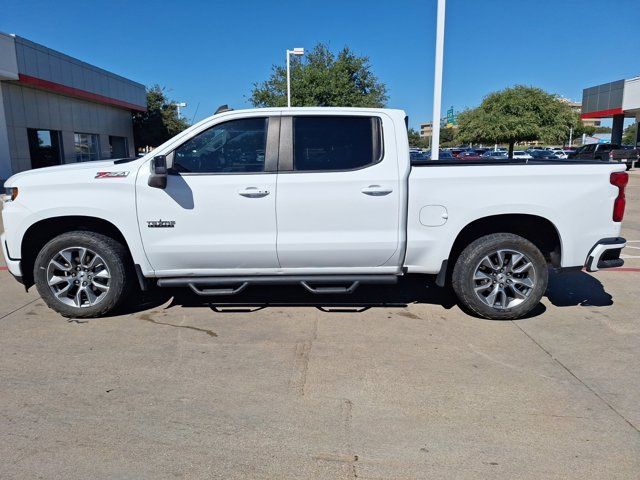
xmin=34 ymin=231 xmax=132 ymax=318
xmin=452 ymin=233 xmax=548 ymax=320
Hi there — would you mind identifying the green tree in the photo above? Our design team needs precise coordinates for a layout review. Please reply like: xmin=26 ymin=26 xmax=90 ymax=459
xmin=250 ymin=44 xmax=388 ymax=108
xmin=457 ymin=85 xmax=576 ymax=157
xmin=622 ymin=123 xmax=638 ymax=145
xmin=440 ymin=127 xmax=457 ymax=147
xmin=594 ymin=126 xmax=612 ymax=134
xmin=133 ymin=85 xmax=190 ymax=150
xmin=571 ymin=113 xmax=596 ymax=142
xmin=408 ymin=128 xmax=428 ymax=148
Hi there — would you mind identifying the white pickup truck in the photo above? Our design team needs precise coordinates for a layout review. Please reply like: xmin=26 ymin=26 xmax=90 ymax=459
xmin=1 ymin=107 xmax=629 ymax=320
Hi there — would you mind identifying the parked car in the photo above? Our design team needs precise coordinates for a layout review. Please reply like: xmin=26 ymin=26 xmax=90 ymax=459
xmin=0 ymin=107 xmax=628 ymax=321
xmin=422 ymin=150 xmax=455 ymax=160
xmin=512 ymin=151 xmax=533 ymax=160
xmin=609 ymin=146 xmax=640 ymax=169
xmin=529 ymin=150 xmax=560 ymax=160
xmin=448 ymin=148 xmax=467 ymax=157
xmin=569 ymin=143 xmax=620 ymax=161
xmin=550 ymin=149 xmax=568 ymax=159
xmin=482 ymin=150 xmax=509 ymax=159
xmin=410 ymin=150 xmax=429 ymax=161
xmin=457 ymin=151 xmax=483 ymax=160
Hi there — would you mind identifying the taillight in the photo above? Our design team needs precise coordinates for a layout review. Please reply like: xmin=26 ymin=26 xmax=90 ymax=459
xmin=610 ymin=172 xmax=628 ymax=222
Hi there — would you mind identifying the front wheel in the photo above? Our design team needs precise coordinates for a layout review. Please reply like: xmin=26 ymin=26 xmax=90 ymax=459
xmin=452 ymin=233 xmax=548 ymax=320
xmin=34 ymin=231 xmax=132 ymax=318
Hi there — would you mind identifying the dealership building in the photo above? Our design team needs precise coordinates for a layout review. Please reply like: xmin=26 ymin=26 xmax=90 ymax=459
xmin=581 ymin=76 xmax=640 ymax=147
xmin=0 ymin=32 xmax=146 ymax=184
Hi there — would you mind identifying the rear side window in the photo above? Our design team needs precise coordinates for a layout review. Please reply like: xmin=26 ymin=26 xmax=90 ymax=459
xmin=292 ymin=116 xmax=382 ymax=171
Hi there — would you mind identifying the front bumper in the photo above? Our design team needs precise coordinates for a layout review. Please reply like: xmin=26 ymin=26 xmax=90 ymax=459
xmin=1 ymin=233 xmax=22 ymax=280
xmin=585 ymin=237 xmax=626 ymax=272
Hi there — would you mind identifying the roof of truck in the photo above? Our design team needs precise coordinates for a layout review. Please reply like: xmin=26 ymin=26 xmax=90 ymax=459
xmin=213 ymin=106 xmax=407 ymax=115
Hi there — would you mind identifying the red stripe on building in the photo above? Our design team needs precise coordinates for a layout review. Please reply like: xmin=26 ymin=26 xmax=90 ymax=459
xmin=581 ymin=108 xmax=624 ymax=119
xmin=17 ymin=73 xmax=146 ymax=112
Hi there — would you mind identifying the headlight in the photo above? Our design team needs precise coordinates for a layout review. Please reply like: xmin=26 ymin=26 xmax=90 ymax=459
xmin=2 ymin=187 xmax=18 ymax=202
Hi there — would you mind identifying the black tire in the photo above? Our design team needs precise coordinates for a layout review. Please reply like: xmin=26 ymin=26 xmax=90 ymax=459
xmin=34 ymin=231 xmax=133 ymax=318
xmin=451 ymin=233 xmax=548 ymax=320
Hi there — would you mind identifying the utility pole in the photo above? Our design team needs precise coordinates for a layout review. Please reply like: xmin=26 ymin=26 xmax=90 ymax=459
xmin=430 ymin=0 xmax=446 ymax=160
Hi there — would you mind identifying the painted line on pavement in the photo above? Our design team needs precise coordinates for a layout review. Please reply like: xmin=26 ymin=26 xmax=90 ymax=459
xmin=604 ymin=267 xmax=640 ymax=272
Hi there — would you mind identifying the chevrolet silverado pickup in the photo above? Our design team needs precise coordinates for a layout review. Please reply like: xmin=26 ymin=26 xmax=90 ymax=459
xmin=1 ymin=107 xmax=629 ymax=320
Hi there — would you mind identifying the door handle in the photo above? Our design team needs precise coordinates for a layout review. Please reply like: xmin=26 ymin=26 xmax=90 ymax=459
xmin=361 ymin=185 xmax=393 ymax=196
xmin=238 ymin=187 xmax=270 ymax=198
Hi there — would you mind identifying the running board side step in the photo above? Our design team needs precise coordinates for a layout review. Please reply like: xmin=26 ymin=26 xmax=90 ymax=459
xmin=156 ymin=275 xmax=398 ymax=296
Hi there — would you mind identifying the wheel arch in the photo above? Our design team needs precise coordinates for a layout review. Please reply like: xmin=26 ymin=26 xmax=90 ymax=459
xmin=448 ymin=214 xmax=562 ymax=269
xmin=20 ymin=216 xmax=134 ymax=289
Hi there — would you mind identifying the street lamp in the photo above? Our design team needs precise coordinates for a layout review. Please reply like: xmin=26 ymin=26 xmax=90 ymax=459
xmin=286 ymin=47 xmax=304 ymax=107
xmin=175 ymin=102 xmax=187 ymax=117
xmin=430 ymin=0 xmax=446 ymax=160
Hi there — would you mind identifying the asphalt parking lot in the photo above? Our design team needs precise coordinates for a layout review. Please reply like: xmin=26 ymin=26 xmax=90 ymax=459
xmin=1 ymin=172 xmax=639 ymax=479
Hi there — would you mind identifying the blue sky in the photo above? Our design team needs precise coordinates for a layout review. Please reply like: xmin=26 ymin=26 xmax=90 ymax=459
xmin=2 ymin=0 xmax=639 ymax=128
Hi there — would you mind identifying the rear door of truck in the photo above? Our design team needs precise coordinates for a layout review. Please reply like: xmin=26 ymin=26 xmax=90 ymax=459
xmin=274 ymin=113 xmax=402 ymax=269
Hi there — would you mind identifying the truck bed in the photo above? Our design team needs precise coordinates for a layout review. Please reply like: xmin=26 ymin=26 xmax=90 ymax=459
xmin=411 ymin=158 xmax=613 ymax=167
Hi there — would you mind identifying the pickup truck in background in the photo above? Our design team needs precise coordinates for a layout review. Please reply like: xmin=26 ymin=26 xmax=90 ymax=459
xmin=609 ymin=146 xmax=640 ymax=169
xmin=1 ymin=107 xmax=629 ymax=320
xmin=569 ymin=143 xmax=620 ymax=161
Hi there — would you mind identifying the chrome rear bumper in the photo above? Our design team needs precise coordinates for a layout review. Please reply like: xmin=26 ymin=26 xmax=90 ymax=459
xmin=585 ymin=237 xmax=626 ymax=272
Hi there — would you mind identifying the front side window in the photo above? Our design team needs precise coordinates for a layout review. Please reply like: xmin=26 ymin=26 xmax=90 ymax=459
xmin=74 ymin=133 xmax=100 ymax=162
xmin=293 ymin=116 xmax=382 ymax=171
xmin=173 ymin=118 xmax=267 ymax=173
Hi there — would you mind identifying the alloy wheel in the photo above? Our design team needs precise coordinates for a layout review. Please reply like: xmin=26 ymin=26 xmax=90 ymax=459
xmin=46 ymin=247 xmax=111 ymax=308
xmin=472 ymin=249 xmax=536 ymax=309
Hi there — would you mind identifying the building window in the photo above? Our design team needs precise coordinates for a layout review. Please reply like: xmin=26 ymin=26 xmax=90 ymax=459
xmin=109 ymin=136 xmax=129 ymax=159
xmin=27 ymin=129 xmax=63 ymax=169
xmin=74 ymin=133 xmax=100 ymax=162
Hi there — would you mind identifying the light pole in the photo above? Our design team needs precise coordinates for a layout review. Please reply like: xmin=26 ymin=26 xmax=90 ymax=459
xmin=430 ymin=0 xmax=446 ymax=160
xmin=568 ymin=126 xmax=573 ymax=147
xmin=175 ymin=102 xmax=187 ymax=117
xmin=286 ymin=47 xmax=305 ymax=107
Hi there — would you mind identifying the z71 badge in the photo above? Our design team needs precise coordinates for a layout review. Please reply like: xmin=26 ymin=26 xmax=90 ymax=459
xmin=95 ymin=171 xmax=129 ymax=179
xmin=147 ymin=220 xmax=176 ymax=228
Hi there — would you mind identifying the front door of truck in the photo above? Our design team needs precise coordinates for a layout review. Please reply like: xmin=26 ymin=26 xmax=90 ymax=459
xmin=136 ymin=115 xmax=280 ymax=275
xmin=275 ymin=114 xmax=401 ymax=269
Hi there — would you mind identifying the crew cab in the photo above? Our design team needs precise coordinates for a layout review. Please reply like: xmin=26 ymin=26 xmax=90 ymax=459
xmin=569 ymin=143 xmax=620 ymax=161
xmin=1 ymin=107 xmax=629 ymax=320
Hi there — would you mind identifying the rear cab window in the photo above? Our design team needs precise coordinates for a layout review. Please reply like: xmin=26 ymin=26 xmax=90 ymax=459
xmin=292 ymin=116 xmax=383 ymax=172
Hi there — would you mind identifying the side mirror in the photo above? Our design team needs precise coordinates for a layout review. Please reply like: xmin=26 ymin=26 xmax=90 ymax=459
xmin=148 ymin=155 xmax=167 ymax=189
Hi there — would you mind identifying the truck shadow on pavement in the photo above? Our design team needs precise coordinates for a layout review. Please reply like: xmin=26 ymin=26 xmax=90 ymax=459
xmin=117 ymin=270 xmax=613 ymax=319
xmin=545 ymin=269 xmax=613 ymax=307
